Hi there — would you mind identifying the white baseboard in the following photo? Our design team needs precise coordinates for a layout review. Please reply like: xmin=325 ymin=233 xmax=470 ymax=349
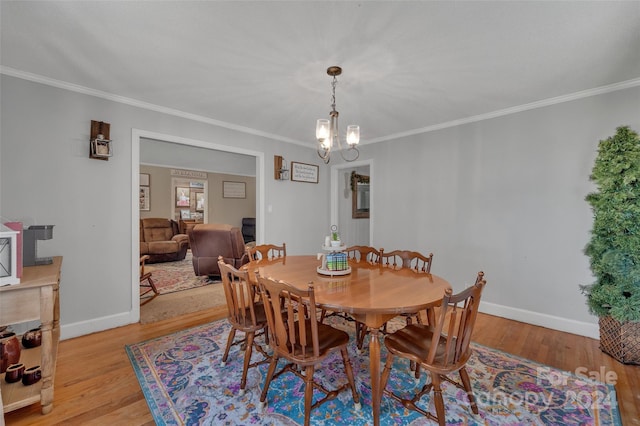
xmin=60 ymin=311 xmax=136 ymax=340
xmin=480 ymin=301 xmax=600 ymax=340
xmin=58 ymin=303 xmax=600 ymax=342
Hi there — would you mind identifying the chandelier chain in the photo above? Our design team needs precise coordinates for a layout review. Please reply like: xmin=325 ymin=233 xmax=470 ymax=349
xmin=331 ymin=75 xmax=337 ymax=112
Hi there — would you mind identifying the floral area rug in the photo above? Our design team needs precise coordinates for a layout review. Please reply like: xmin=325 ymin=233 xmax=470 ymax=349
xmin=125 ymin=317 xmax=622 ymax=425
xmin=144 ymin=252 xmax=218 ymax=295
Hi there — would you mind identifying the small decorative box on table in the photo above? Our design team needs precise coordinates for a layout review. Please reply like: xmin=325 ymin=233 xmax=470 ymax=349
xmin=317 ymin=244 xmax=351 ymax=276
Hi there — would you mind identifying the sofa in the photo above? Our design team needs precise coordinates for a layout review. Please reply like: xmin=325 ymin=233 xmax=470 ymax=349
xmin=189 ymin=223 xmax=249 ymax=278
xmin=139 ymin=218 xmax=189 ymax=263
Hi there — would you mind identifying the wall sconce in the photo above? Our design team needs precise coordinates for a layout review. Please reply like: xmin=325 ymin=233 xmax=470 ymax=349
xmin=90 ymin=120 xmax=113 ymax=160
xmin=274 ymin=155 xmax=290 ymax=180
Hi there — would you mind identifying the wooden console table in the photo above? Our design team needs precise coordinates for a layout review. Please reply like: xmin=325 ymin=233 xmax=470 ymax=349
xmin=0 ymin=256 xmax=62 ymax=415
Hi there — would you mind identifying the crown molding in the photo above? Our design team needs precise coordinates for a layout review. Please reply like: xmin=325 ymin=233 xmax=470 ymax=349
xmin=3 ymin=65 xmax=639 ymax=147
xmin=367 ymin=77 xmax=640 ymax=144
xmin=0 ymin=65 xmax=306 ymax=147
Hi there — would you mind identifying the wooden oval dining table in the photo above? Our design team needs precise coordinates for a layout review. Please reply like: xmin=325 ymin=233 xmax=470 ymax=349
xmin=243 ymin=255 xmax=451 ymax=426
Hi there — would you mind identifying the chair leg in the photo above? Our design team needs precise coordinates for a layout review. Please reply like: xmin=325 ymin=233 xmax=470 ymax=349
xmin=356 ymin=322 xmax=367 ymax=350
xmin=146 ymin=275 xmax=159 ymax=294
xmin=459 ymin=367 xmax=479 ymax=414
xmin=379 ymin=352 xmax=395 ymax=397
xmin=221 ymin=328 xmax=237 ymax=366
xmin=355 ymin=322 xmax=362 ymax=349
xmin=260 ymin=355 xmax=279 ymax=408
xmin=414 ymin=364 xmax=421 ymax=380
xmin=430 ymin=372 xmax=446 ymax=426
xmin=304 ymin=365 xmax=314 ymax=426
xmin=139 ymin=274 xmax=159 ymax=305
xmin=340 ymin=348 xmax=361 ymax=410
xmin=240 ymin=331 xmax=255 ymax=395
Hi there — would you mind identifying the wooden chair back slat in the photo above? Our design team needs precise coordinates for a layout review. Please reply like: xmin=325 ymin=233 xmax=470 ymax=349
xmin=345 ymin=245 xmax=383 ymax=264
xmin=247 ymin=243 xmax=287 ymax=261
xmin=381 ymin=250 xmax=433 ymax=273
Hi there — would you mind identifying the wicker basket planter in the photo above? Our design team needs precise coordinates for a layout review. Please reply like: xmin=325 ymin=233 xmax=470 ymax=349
xmin=599 ymin=316 xmax=640 ymax=365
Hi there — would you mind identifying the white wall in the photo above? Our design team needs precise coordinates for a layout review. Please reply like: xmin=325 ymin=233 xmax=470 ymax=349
xmin=0 ymin=75 xmax=330 ymax=338
xmin=358 ymin=86 xmax=640 ymax=338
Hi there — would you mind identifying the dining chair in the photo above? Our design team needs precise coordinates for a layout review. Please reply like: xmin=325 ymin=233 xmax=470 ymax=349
xmin=345 ymin=245 xmax=383 ymax=264
xmin=379 ymin=272 xmax=486 ymax=425
xmin=257 ymin=275 xmax=361 ymax=426
xmin=139 ymin=255 xmax=158 ymax=305
xmin=217 ymin=257 xmax=270 ymax=396
xmin=380 ymin=249 xmax=433 ymax=273
xmin=247 ymin=243 xmax=286 ymax=261
xmin=356 ymin=249 xmax=435 ymax=351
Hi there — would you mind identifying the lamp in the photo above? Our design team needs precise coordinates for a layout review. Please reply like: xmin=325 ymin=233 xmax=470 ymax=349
xmin=316 ymin=66 xmax=359 ymax=164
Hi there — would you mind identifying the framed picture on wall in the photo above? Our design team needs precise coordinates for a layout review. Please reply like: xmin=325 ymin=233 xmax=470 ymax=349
xmin=140 ymin=173 xmax=150 ymax=186
xmin=176 ymin=187 xmax=190 ymax=207
xmin=196 ymin=192 xmax=205 ymax=211
xmin=291 ymin=161 xmax=319 ymax=183
xmin=139 ymin=186 xmax=150 ymax=211
xmin=223 ymin=181 xmax=246 ymax=198
xmin=180 ymin=209 xmax=191 ymax=219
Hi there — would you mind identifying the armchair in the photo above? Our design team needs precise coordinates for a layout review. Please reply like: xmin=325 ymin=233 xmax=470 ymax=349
xmin=139 ymin=218 xmax=189 ymax=263
xmin=189 ymin=223 xmax=249 ymax=278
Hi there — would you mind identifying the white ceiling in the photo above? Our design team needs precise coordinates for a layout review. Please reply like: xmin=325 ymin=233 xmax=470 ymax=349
xmin=2 ymin=1 xmax=639 ymax=147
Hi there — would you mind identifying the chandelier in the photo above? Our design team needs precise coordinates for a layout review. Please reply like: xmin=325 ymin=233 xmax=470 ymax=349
xmin=316 ymin=66 xmax=359 ymax=163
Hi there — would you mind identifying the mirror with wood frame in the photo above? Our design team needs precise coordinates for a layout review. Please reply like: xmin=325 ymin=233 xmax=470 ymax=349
xmin=351 ymin=171 xmax=370 ymax=219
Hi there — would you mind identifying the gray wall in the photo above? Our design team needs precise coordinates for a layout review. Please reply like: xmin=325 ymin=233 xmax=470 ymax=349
xmin=361 ymin=86 xmax=640 ymax=337
xmin=0 ymin=74 xmax=329 ymax=338
xmin=2 ymin=73 xmax=638 ymax=340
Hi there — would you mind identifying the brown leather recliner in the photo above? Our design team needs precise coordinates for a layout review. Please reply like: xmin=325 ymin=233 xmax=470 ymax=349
xmin=189 ymin=223 xmax=249 ymax=278
xmin=140 ymin=218 xmax=189 ymax=263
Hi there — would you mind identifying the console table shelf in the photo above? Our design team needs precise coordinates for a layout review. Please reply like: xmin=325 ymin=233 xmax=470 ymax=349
xmin=0 ymin=256 xmax=62 ymax=415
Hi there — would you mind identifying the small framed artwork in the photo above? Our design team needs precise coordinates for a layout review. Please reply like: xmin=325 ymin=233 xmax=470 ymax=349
xmin=176 ymin=187 xmax=190 ymax=207
xmin=139 ymin=186 xmax=150 ymax=211
xmin=291 ymin=161 xmax=319 ymax=183
xmin=140 ymin=173 xmax=150 ymax=187
xmin=223 ymin=181 xmax=246 ymax=198
xmin=180 ymin=209 xmax=191 ymax=219
xmin=196 ymin=192 xmax=205 ymax=212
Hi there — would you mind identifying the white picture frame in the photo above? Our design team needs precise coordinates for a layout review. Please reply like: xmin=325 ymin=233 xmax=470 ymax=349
xmin=139 ymin=186 xmax=150 ymax=211
xmin=139 ymin=173 xmax=150 ymax=186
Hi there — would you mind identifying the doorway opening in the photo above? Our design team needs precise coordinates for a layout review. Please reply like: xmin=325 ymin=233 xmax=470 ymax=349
xmin=330 ymin=159 xmax=374 ymax=248
xmin=131 ymin=129 xmax=265 ymax=323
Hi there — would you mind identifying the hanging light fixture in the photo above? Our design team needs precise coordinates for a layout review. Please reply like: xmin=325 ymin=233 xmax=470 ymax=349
xmin=316 ymin=66 xmax=359 ymax=163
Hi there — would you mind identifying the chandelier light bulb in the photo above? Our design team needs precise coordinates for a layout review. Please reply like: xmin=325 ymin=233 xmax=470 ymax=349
xmin=346 ymin=125 xmax=360 ymax=146
xmin=316 ymin=119 xmax=330 ymax=142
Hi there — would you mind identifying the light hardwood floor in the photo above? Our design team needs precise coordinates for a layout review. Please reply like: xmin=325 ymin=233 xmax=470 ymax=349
xmin=4 ymin=308 xmax=639 ymax=425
